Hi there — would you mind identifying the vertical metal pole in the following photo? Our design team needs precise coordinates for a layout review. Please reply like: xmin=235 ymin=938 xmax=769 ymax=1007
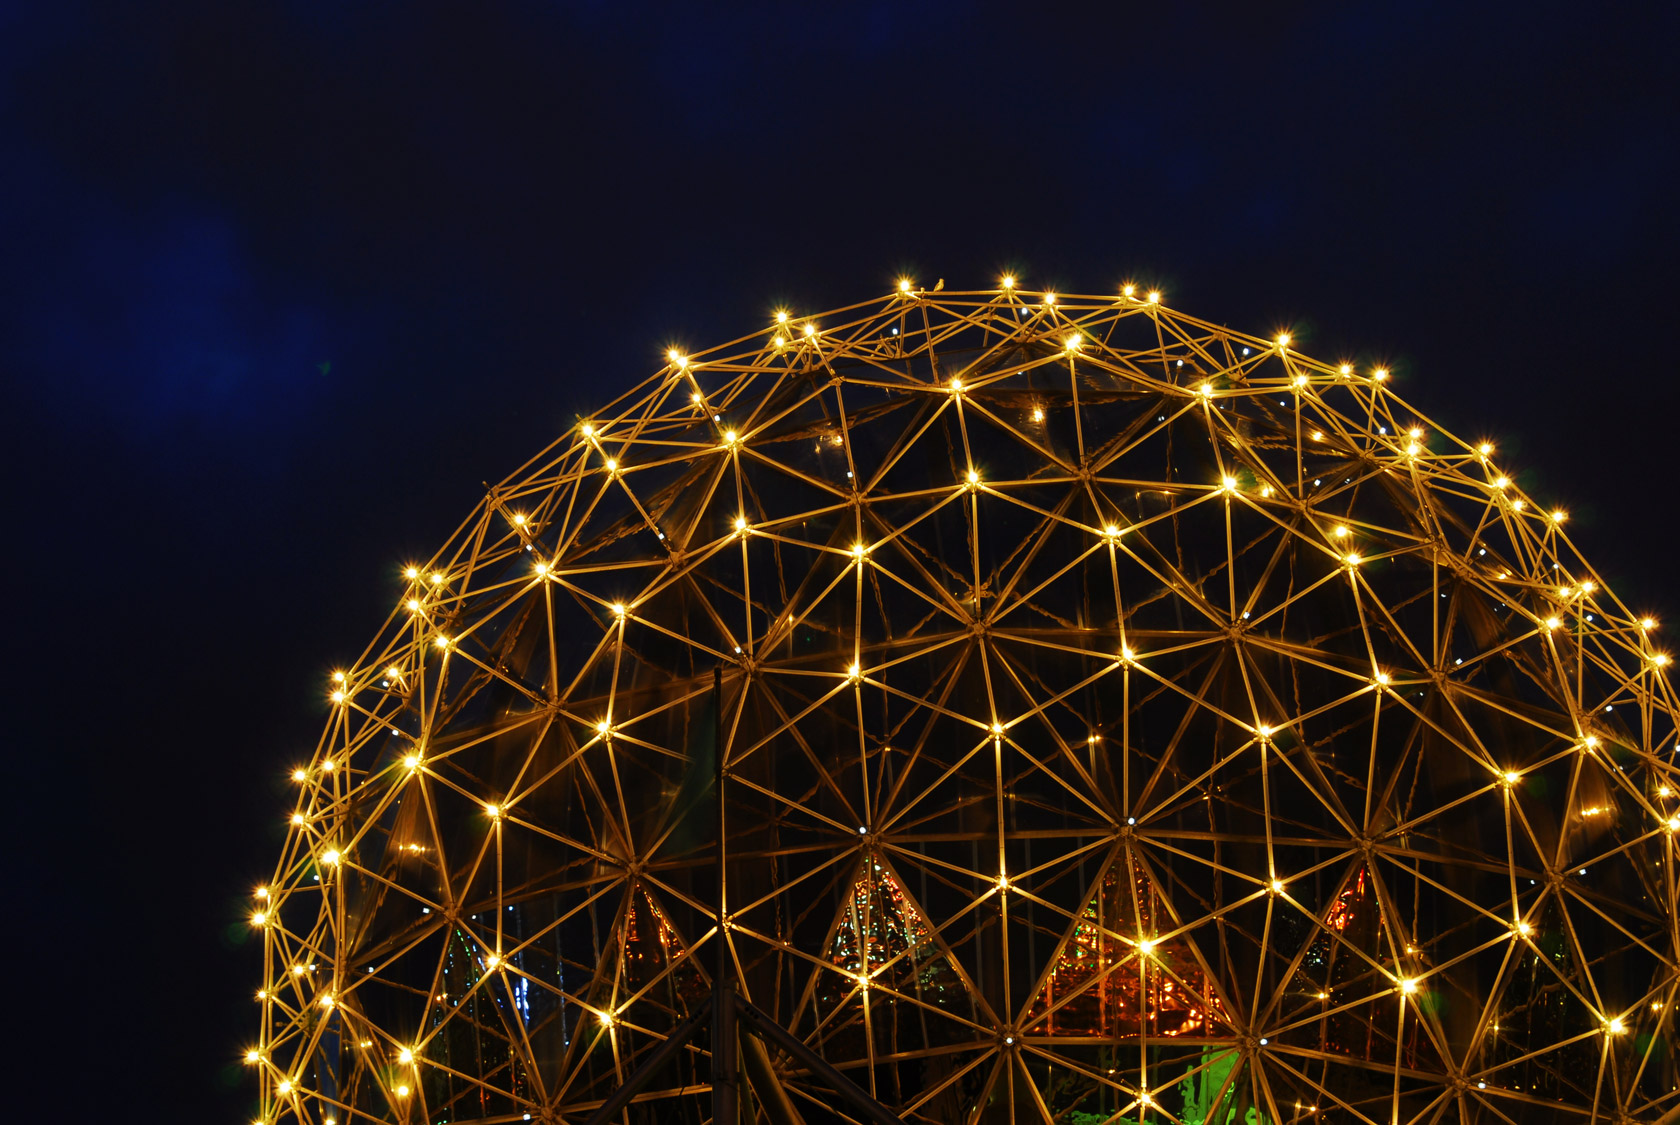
xmin=713 ymin=666 xmax=738 ymax=1125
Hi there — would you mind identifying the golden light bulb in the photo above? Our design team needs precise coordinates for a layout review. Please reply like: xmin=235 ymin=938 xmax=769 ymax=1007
xmin=277 ymin=1080 xmax=292 ymax=1095
xmin=734 ymin=516 xmax=747 ymax=532
xmin=1137 ymin=939 xmax=1157 ymax=955
xmin=1338 ymin=363 xmax=1352 ymax=375
xmin=949 ymin=377 xmax=963 ymax=393
xmin=406 ymin=599 xmax=420 ymax=612
xmin=598 ymin=1010 xmax=615 ymax=1027
xmin=485 ymin=803 xmax=500 ymax=818
xmin=1121 ymin=284 xmax=1136 ymax=297
xmin=533 ymin=561 xmax=548 ymax=575
xmin=1332 ymin=525 xmax=1349 ymax=538
xmin=604 ymin=458 xmax=618 ymax=471
xmin=580 ymin=423 xmax=595 ymax=437
xmin=1372 ymin=367 xmax=1389 ymax=380
xmin=1199 ymin=383 xmax=1214 ymax=397
xmin=1399 ymin=979 xmax=1419 ymax=994
xmin=1271 ymin=879 xmax=1285 ymax=893
xmin=966 ymin=469 xmax=980 ymax=485
xmin=1375 ymin=672 xmax=1390 ymax=685
xmin=1043 ymin=292 xmax=1055 ymax=305
xmin=898 ymin=278 xmax=912 ymax=293
xmin=1641 ymin=617 xmax=1657 ymax=629
xmin=398 ymin=1047 xmax=414 ymax=1063
xmin=1478 ymin=442 xmax=1493 ymax=455
xmin=1001 ymin=275 xmax=1015 ymax=289
xmin=1504 ymin=771 xmax=1521 ymax=785
xmin=1031 ymin=407 xmax=1044 ymax=422
xmin=512 ymin=513 xmax=526 ymax=526
xmin=322 ymin=849 xmax=340 ymax=865
xmin=245 ymin=1050 xmax=260 ymax=1063
xmin=1345 ymin=553 xmax=1362 ymax=566
xmin=254 ymin=886 xmax=268 ymax=898
xmin=775 ymin=310 xmax=789 ymax=323
xmin=485 ymin=953 xmax=501 ymax=970
xmin=803 ymin=323 xmax=816 ymax=337
xmin=1276 ymin=332 xmax=1291 ymax=347
xmin=403 ymin=755 xmax=419 ymax=770
xmin=251 ymin=911 xmax=267 ymax=926
xmin=1065 ymin=332 xmax=1082 ymax=350
xmin=291 ymin=813 xmax=306 ymax=826
xmin=772 ymin=334 xmax=785 ymax=347
xmin=1146 ymin=290 xmax=1160 ymax=303
xmin=329 ymin=691 xmax=344 ymax=704
xmin=1493 ymin=476 xmax=1509 ymax=489
xmin=430 ymin=573 xmax=444 ymax=584
xmin=611 ymin=603 xmax=627 ymax=617
xmin=292 ymin=768 xmax=307 ymax=782
xmin=404 ymin=567 xmax=419 ymax=579
xmin=723 ymin=430 xmax=738 ymax=445
xmin=395 ymin=1085 xmax=411 ymax=1098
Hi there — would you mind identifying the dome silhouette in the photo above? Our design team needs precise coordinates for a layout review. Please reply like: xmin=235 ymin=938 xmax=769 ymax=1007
xmin=252 ymin=283 xmax=1679 ymax=1125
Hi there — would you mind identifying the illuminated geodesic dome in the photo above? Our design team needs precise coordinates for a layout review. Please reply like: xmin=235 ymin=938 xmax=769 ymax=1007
xmin=252 ymin=283 xmax=1680 ymax=1125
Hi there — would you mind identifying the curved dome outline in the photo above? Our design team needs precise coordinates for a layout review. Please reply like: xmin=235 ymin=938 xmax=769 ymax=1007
xmin=251 ymin=283 xmax=1680 ymax=1125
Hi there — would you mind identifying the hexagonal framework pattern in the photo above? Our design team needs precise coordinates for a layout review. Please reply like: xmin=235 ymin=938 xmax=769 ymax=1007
xmin=252 ymin=285 xmax=1680 ymax=1125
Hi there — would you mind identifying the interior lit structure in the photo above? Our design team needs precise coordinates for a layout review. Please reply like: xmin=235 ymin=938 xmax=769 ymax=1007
xmin=251 ymin=282 xmax=1680 ymax=1124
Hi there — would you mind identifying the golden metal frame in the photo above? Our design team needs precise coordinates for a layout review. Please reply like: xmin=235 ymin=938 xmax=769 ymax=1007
xmin=250 ymin=282 xmax=1680 ymax=1125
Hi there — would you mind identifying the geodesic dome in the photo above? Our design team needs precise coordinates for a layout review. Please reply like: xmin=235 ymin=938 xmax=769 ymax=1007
xmin=252 ymin=283 xmax=1680 ymax=1125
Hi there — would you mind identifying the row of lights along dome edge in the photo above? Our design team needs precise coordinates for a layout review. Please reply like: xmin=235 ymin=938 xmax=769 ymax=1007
xmin=251 ymin=282 xmax=1680 ymax=1125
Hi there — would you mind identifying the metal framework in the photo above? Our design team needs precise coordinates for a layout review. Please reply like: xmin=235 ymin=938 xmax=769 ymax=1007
xmin=250 ymin=282 xmax=1680 ymax=1125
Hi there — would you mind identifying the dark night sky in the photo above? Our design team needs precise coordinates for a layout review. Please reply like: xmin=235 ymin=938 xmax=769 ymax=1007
xmin=4 ymin=2 xmax=1678 ymax=1118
